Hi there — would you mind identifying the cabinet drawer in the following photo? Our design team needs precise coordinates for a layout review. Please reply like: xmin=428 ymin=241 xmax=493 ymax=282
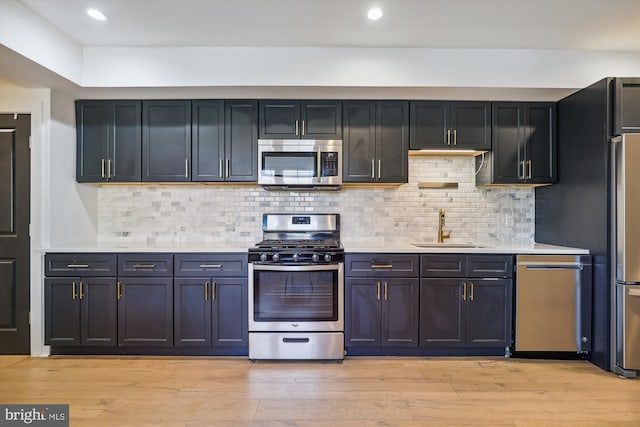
xmin=174 ymin=253 xmax=247 ymax=277
xmin=117 ymin=254 xmax=173 ymax=276
xmin=45 ymin=253 xmax=117 ymax=277
xmin=345 ymin=254 xmax=419 ymax=277
xmin=420 ymin=255 xmax=466 ymax=277
xmin=468 ymin=255 xmax=513 ymax=278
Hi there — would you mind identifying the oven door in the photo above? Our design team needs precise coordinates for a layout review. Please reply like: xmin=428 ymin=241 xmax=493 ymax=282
xmin=248 ymin=263 xmax=344 ymax=332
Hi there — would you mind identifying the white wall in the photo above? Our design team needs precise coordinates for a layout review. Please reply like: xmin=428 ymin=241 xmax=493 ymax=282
xmin=0 ymin=82 xmax=49 ymax=356
xmin=49 ymin=90 xmax=99 ymax=246
xmin=81 ymin=47 xmax=640 ymax=90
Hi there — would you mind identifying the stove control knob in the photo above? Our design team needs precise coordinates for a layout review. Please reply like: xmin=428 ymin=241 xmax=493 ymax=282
xmin=324 ymin=253 xmax=332 ymax=263
xmin=311 ymin=253 xmax=320 ymax=263
xmin=272 ymin=253 xmax=280 ymax=263
xmin=292 ymin=253 xmax=300 ymax=262
xmin=260 ymin=253 xmax=268 ymax=263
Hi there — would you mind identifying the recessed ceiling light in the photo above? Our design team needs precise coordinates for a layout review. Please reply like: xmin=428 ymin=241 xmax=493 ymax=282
xmin=367 ymin=7 xmax=383 ymax=20
xmin=86 ymin=8 xmax=107 ymax=21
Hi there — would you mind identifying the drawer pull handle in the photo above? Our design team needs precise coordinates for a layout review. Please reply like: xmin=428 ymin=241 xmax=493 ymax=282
xmin=283 ymin=337 xmax=309 ymax=343
xmin=371 ymin=264 xmax=393 ymax=269
xmin=199 ymin=264 xmax=222 ymax=268
xmin=133 ymin=264 xmax=156 ymax=268
xmin=67 ymin=264 xmax=89 ymax=268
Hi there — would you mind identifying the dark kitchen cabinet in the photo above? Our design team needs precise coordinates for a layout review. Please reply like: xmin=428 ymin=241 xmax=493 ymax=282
xmin=117 ymin=254 xmax=173 ymax=347
xmin=343 ymin=101 xmax=409 ymax=183
xmin=614 ymin=78 xmax=640 ymax=134
xmin=476 ymin=102 xmax=556 ymax=185
xmin=345 ymin=253 xmax=420 ymax=349
xmin=45 ymin=277 xmax=118 ymax=347
xmin=44 ymin=253 xmax=118 ymax=347
xmin=174 ymin=253 xmax=248 ymax=348
xmin=76 ymin=100 xmax=142 ymax=182
xmin=192 ymin=100 xmax=258 ymax=182
xmin=259 ymin=100 xmax=342 ymax=139
xmin=419 ymin=254 xmax=513 ymax=348
xmin=409 ymin=101 xmax=491 ymax=150
xmin=142 ymin=100 xmax=192 ymax=182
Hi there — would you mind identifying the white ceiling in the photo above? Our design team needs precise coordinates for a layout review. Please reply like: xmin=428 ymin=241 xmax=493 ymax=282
xmin=16 ymin=0 xmax=640 ymax=51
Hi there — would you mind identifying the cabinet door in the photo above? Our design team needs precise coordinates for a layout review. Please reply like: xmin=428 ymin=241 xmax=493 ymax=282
xmin=142 ymin=100 xmax=192 ymax=181
xmin=80 ymin=278 xmax=117 ymax=346
xmin=614 ymin=78 xmax=640 ymax=134
xmin=419 ymin=278 xmax=465 ymax=348
xmin=465 ymin=279 xmax=512 ymax=347
xmin=76 ymin=101 xmax=109 ymax=182
xmin=110 ymin=101 xmax=142 ymax=182
xmin=192 ymin=100 xmax=224 ymax=182
xmin=225 ymin=100 xmax=258 ymax=182
xmin=174 ymin=278 xmax=211 ymax=347
xmin=118 ymin=277 xmax=173 ymax=347
xmin=345 ymin=278 xmax=381 ymax=347
xmin=259 ymin=100 xmax=300 ymax=139
xmin=376 ymin=101 xmax=409 ymax=183
xmin=342 ymin=101 xmax=376 ymax=182
xmin=409 ymin=101 xmax=448 ymax=149
xmin=300 ymin=101 xmax=342 ymax=139
xmin=211 ymin=278 xmax=248 ymax=347
xmin=525 ymin=103 xmax=556 ymax=184
xmin=451 ymin=102 xmax=491 ymax=150
xmin=381 ymin=278 xmax=419 ymax=347
xmin=45 ymin=278 xmax=80 ymax=346
xmin=491 ymin=103 xmax=525 ymax=183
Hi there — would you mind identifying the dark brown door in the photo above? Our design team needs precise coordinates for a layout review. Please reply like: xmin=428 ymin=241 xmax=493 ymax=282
xmin=0 ymin=114 xmax=30 ymax=354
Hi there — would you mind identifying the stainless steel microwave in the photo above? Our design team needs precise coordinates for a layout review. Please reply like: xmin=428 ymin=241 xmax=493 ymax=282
xmin=257 ymin=139 xmax=342 ymax=190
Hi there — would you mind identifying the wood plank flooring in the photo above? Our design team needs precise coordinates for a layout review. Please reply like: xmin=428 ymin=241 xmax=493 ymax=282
xmin=1 ymin=356 xmax=639 ymax=426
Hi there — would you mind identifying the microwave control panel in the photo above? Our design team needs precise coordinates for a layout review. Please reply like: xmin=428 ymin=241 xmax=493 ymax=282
xmin=320 ymin=152 xmax=339 ymax=177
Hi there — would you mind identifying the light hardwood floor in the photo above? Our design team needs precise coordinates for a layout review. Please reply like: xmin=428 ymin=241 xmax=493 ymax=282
xmin=1 ymin=356 xmax=639 ymax=426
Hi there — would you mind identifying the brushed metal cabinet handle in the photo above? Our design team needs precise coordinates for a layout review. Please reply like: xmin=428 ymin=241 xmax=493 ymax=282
xmin=199 ymin=264 xmax=222 ymax=268
xmin=295 ymin=120 xmax=299 ymax=136
xmin=377 ymin=282 xmax=381 ymax=301
xmin=453 ymin=129 xmax=457 ymax=146
xmin=370 ymin=264 xmax=393 ymax=269
xmin=101 ymin=159 xmax=106 ymax=179
xmin=117 ymin=282 xmax=122 ymax=300
xmin=447 ymin=129 xmax=451 ymax=146
xmin=527 ymin=160 xmax=532 ymax=179
xmin=371 ymin=159 xmax=375 ymax=179
xmin=67 ymin=264 xmax=89 ymax=268
xmin=219 ymin=159 xmax=223 ymax=178
xmin=302 ymin=120 xmax=305 ymax=136
xmin=378 ymin=159 xmax=381 ymax=179
xmin=72 ymin=282 xmax=77 ymax=300
xmin=79 ymin=281 xmax=84 ymax=300
xmin=470 ymin=282 xmax=474 ymax=302
xmin=205 ymin=282 xmax=209 ymax=300
xmin=108 ymin=159 xmax=112 ymax=179
xmin=212 ymin=281 xmax=216 ymax=300
xmin=132 ymin=264 xmax=156 ymax=269
xmin=226 ymin=158 xmax=230 ymax=178
xmin=384 ymin=282 xmax=388 ymax=300
xmin=462 ymin=282 xmax=467 ymax=301
xmin=185 ymin=159 xmax=189 ymax=178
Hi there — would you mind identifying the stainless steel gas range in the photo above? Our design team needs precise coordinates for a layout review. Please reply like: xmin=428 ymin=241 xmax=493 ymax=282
xmin=248 ymin=213 xmax=344 ymax=361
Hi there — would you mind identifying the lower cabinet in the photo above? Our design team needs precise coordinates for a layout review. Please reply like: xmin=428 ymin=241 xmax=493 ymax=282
xmin=419 ymin=254 xmax=514 ymax=349
xmin=174 ymin=277 xmax=248 ymax=347
xmin=45 ymin=277 xmax=117 ymax=346
xmin=346 ymin=278 xmax=419 ymax=347
xmin=117 ymin=277 xmax=173 ymax=347
xmin=419 ymin=278 xmax=512 ymax=348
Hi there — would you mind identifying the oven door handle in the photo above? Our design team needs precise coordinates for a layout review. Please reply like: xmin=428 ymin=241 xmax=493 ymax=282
xmin=251 ymin=263 xmax=340 ymax=272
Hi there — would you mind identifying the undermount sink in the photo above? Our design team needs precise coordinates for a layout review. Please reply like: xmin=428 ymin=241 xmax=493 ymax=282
xmin=411 ymin=243 xmax=486 ymax=249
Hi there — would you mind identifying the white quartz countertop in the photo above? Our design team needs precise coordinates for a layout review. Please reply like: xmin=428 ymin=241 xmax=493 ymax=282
xmin=43 ymin=241 xmax=251 ymax=253
xmin=44 ymin=241 xmax=589 ymax=255
xmin=342 ymin=242 xmax=589 ymax=255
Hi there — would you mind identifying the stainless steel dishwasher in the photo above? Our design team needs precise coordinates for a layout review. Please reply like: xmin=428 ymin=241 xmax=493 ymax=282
xmin=515 ymin=255 xmax=592 ymax=352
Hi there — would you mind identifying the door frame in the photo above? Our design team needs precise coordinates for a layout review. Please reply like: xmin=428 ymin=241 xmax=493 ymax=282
xmin=0 ymin=85 xmax=50 ymax=357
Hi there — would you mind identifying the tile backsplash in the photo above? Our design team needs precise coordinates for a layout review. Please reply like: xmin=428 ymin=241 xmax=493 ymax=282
xmin=97 ymin=157 xmax=534 ymax=244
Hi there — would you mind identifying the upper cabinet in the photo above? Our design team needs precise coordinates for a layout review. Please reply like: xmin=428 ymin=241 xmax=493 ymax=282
xmin=476 ymin=102 xmax=556 ymax=186
xmin=614 ymin=78 xmax=640 ymax=134
xmin=258 ymin=100 xmax=342 ymax=139
xmin=142 ymin=100 xmax=192 ymax=182
xmin=409 ymin=101 xmax=491 ymax=150
xmin=76 ymin=100 xmax=142 ymax=182
xmin=343 ymin=101 xmax=409 ymax=183
xmin=192 ymin=100 xmax=258 ymax=182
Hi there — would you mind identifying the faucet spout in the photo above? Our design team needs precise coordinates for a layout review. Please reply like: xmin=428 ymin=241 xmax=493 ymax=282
xmin=437 ymin=209 xmax=451 ymax=243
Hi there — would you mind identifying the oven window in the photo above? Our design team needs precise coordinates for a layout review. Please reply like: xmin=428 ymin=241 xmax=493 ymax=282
xmin=261 ymin=152 xmax=317 ymax=178
xmin=253 ymin=270 xmax=338 ymax=322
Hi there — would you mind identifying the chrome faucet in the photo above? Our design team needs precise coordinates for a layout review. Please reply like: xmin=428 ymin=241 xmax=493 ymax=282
xmin=437 ymin=209 xmax=451 ymax=243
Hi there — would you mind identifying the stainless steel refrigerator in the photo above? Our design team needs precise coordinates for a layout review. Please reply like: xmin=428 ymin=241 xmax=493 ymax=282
xmin=612 ymin=133 xmax=640 ymax=377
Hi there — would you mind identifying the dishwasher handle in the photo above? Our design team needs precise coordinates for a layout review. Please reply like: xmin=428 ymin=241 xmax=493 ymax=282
xmin=519 ymin=262 xmax=584 ymax=271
